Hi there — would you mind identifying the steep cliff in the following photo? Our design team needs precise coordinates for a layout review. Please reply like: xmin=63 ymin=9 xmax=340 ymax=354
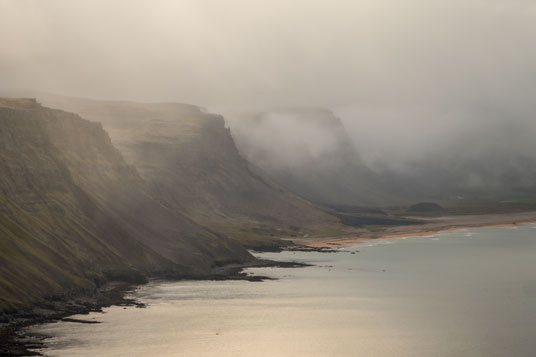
xmin=227 ymin=108 xmax=398 ymax=206
xmin=0 ymin=98 xmax=251 ymax=311
xmin=38 ymin=96 xmax=342 ymax=248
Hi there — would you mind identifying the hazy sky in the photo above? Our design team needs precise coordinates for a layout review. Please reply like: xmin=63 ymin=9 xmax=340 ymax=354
xmin=1 ymin=0 xmax=535 ymax=159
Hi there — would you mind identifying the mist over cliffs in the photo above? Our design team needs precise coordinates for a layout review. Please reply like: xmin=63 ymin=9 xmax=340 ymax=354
xmin=369 ymin=119 xmax=536 ymax=200
xmin=2 ymin=0 xmax=535 ymax=209
xmin=226 ymin=108 xmax=394 ymax=206
xmin=2 ymin=6 xmax=536 ymax=353
xmin=227 ymin=107 xmax=536 ymax=207
xmin=38 ymin=95 xmax=342 ymax=249
xmin=0 ymin=98 xmax=252 ymax=311
xmin=2 ymin=92 xmax=536 ymax=314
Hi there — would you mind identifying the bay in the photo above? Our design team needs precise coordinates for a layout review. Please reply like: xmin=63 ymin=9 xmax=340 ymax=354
xmin=32 ymin=225 xmax=536 ymax=356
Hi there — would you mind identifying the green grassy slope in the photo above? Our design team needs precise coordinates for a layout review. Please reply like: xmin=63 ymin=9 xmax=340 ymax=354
xmin=0 ymin=98 xmax=251 ymax=311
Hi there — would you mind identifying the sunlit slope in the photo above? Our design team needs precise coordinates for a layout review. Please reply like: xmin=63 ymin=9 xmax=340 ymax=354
xmin=39 ymin=96 xmax=342 ymax=247
xmin=0 ymin=98 xmax=251 ymax=310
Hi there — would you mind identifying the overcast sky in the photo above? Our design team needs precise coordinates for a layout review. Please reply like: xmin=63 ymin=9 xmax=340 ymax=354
xmin=1 ymin=0 xmax=535 ymax=159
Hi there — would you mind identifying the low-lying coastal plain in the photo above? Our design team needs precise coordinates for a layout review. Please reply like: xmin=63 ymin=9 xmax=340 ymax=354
xmin=291 ymin=211 xmax=536 ymax=247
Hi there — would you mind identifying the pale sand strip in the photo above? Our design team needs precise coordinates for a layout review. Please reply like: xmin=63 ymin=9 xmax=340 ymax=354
xmin=289 ymin=211 xmax=536 ymax=248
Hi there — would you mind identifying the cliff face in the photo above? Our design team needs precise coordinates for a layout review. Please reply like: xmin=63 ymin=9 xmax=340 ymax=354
xmin=227 ymin=109 xmax=398 ymax=206
xmin=0 ymin=98 xmax=251 ymax=311
xmin=38 ymin=96 xmax=342 ymax=248
xmin=231 ymin=108 xmax=536 ymax=207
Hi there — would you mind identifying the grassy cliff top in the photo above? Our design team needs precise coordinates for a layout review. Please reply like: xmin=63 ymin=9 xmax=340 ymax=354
xmin=0 ymin=98 xmax=41 ymax=109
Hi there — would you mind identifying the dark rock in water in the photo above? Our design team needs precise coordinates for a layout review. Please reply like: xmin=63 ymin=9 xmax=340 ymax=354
xmin=60 ymin=318 xmax=101 ymax=324
xmin=285 ymin=246 xmax=339 ymax=253
xmin=407 ymin=202 xmax=444 ymax=213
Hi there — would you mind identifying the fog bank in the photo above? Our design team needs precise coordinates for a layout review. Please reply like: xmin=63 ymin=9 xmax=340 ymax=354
xmin=2 ymin=0 xmax=535 ymax=165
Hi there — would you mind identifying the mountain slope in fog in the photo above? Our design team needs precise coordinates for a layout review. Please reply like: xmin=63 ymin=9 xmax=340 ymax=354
xmin=227 ymin=109 xmax=398 ymax=207
xmin=230 ymin=108 xmax=536 ymax=209
xmin=39 ymin=96 xmax=342 ymax=248
xmin=0 ymin=98 xmax=251 ymax=311
xmin=371 ymin=118 xmax=536 ymax=205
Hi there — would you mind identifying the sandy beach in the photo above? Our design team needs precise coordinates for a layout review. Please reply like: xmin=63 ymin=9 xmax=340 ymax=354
xmin=289 ymin=211 xmax=536 ymax=247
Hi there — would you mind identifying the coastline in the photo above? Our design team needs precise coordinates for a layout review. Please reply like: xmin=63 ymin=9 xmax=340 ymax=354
xmin=5 ymin=211 xmax=536 ymax=356
xmin=0 ymin=259 xmax=306 ymax=356
xmin=0 ymin=281 xmax=143 ymax=357
xmin=289 ymin=211 xmax=536 ymax=248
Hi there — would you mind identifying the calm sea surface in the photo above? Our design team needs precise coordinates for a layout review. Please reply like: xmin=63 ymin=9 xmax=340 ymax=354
xmin=31 ymin=225 xmax=536 ymax=356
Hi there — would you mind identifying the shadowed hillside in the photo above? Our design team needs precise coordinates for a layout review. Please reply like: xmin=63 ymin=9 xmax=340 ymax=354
xmin=0 ymin=98 xmax=251 ymax=311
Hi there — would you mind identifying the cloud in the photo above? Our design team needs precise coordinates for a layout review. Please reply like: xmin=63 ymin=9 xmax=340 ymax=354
xmin=1 ymin=0 xmax=535 ymax=163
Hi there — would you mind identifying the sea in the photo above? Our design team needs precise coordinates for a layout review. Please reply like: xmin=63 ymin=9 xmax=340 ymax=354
xmin=30 ymin=224 xmax=536 ymax=356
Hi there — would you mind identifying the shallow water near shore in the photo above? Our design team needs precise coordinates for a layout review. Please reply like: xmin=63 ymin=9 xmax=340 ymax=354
xmin=31 ymin=225 xmax=536 ymax=356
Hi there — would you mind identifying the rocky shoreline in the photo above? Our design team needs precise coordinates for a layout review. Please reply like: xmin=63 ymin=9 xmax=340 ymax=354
xmin=0 ymin=281 xmax=142 ymax=356
xmin=0 ymin=258 xmax=309 ymax=356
